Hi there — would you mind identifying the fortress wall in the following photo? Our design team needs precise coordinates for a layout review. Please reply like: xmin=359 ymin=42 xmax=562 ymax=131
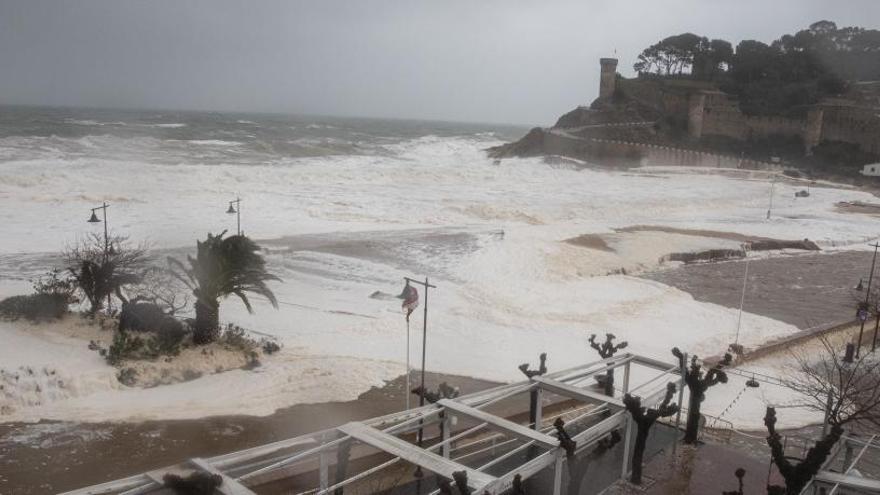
xmin=744 ymin=115 xmax=805 ymax=139
xmin=821 ymin=106 xmax=880 ymax=154
xmin=543 ymin=130 xmax=781 ymax=171
xmin=702 ymin=107 xmax=748 ymax=139
xmin=617 ymin=79 xmax=689 ymax=117
xmin=615 ymin=74 xmax=880 ymax=156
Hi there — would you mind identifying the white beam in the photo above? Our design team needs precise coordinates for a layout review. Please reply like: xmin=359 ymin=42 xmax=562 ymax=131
xmin=437 ymin=399 xmax=558 ymax=450
xmin=533 ymin=376 xmax=625 ymax=408
xmin=631 ymin=354 xmax=678 ymax=372
xmin=814 ymin=471 xmax=880 ymax=491
xmin=190 ymin=458 xmax=257 ymax=495
xmin=338 ymin=422 xmax=496 ymax=489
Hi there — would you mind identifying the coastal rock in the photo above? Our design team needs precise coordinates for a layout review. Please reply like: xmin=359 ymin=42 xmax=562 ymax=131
xmin=487 ymin=127 xmax=546 ymax=158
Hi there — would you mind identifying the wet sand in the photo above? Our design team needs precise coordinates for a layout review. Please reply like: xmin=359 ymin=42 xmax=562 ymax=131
xmin=0 ymin=372 xmax=498 ymax=495
xmin=617 ymin=225 xmax=788 ymax=243
xmin=645 ymin=251 xmax=872 ymax=329
xmin=565 ymin=234 xmax=615 ymax=252
xmin=836 ymin=201 xmax=880 ymax=217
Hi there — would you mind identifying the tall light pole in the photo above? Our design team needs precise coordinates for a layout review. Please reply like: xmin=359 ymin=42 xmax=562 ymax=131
xmin=227 ymin=197 xmax=241 ymax=236
xmin=88 ymin=202 xmax=110 ymax=311
xmin=766 ymin=175 xmax=776 ymax=220
xmin=856 ymin=242 xmax=880 ymax=358
xmin=734 ymin=243 xmax=751 ymax=348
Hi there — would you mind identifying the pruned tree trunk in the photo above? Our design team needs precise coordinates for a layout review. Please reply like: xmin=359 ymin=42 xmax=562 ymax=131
xmin=588 ymin=334 xmax=628 ymax=397
xmin=630 ymin=427 xmax=650 ymax=485
xmin=624 ymin=383 xmax=679 ymax=485
xmin=672 ymin=348 xmax=731 ymax=445
xmin=193 ymin=298 xmax=219 ymax=344
xmin=684 ymin=390 xmax=702 ymax=444
xmin=765 ymin=407 xmax=844 ymax=495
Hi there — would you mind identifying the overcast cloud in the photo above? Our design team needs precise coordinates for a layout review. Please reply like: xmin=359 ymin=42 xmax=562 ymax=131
xmin=0 ymin=0 xmax=877 ymax=125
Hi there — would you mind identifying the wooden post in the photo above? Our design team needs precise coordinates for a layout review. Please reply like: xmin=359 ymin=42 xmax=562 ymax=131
xmin=334 ymin=440 xmax=351 ymax=495
xmin=529 ymin=388 xmax=544 ymax=430
xmin=673 ymin=352 xmax=686 ymax=453
xmin=621 ymin=362 xmax=633 ymax=479
xmin=535 ymin=388 xmax=543 ymax=430
xmin=552 ymin=453 xmax=564 ymax=495
xmin=621 ymin=414 xmax=633 ymax=479
xmin=441 ymin=413 xmax=451 ymax=458
xmin=319 ymin=433 xmax=330 ymax=490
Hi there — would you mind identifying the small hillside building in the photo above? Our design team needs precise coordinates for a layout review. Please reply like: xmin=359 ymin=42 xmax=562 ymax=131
xmin=861 ymin=163 xmax=880 ymax=176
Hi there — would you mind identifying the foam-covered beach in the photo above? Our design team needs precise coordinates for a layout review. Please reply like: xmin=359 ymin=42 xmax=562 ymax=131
xmin=1 ymin=108 xmax=878 ymax=430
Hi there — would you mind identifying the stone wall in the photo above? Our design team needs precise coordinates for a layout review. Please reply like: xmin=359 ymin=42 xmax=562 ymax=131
xmin=617 ymin=78 xmax=689 ymax=118
xmin=610 ymin=67 xmax=880 ymax=157
xmin=542 ymin=130 xmax=782 ymax=171
xmin=698 ymin=91 xmax=804 ymax=142
xmin=821 ymin=104 xmax=880 ymax=154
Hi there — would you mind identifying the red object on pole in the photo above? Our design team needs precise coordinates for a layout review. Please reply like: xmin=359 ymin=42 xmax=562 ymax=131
xmin=401 ymin=283 xmax=419 ymax=321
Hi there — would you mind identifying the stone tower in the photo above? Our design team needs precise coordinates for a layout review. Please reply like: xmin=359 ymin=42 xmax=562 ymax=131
xmin=804 ymin=107 xmax=824 ymax=155
xmin=688 ymin=92 xmax=707 ymax=139
xmin=599 ymin=58 xmax=619 ymax=99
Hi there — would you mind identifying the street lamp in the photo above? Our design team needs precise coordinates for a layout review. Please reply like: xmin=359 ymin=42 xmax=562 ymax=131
xmin=856 ymin=242 xmax=880 ymax=358
xmin=227 ymin=197 xmax=241 ymax=236
xmin=88 ymin=202 xmax=111 ymax=311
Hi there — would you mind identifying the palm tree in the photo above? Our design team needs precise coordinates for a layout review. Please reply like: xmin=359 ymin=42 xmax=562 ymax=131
xmin=169 ymin=231 xmax=280 ymax=344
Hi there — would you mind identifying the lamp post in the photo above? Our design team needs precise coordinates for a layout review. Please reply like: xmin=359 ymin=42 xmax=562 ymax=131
xmin=733 ymin=243 xmax=751 ymax=348
xmin=766 ymin=175 xmax=776 ymax=220
xmin=856 ymin=242 xmax=880 ymax=358
xmin=227 ymin=197 xmax=241 ymax=236
xmin=88 ymin=202 xmax=110 ymax=311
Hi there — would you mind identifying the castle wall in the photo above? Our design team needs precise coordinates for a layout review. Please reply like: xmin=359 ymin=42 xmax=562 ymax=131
xmin=542 ymin=130 xmax=781 ymax=171
xmin=821 ymin=105 xmax=880 ymax=155
xmin=598 ymin=58 xmax=880 ymax=158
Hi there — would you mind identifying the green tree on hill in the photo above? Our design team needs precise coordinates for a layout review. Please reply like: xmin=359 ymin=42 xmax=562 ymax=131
xmin=633 ymin=21 xmax=879 ymax=115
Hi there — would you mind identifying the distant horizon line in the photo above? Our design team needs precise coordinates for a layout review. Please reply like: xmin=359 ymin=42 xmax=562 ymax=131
xmin=0 ymin=101 xmax=536 ymax=130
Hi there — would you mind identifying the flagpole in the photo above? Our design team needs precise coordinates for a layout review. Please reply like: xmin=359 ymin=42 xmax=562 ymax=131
xmin=405 ymin=317 xmax=411 ymax=410
xmin=402 ymin=276 xmax=437 ymax=451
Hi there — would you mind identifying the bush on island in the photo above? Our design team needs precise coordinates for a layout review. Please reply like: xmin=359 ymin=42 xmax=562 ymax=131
xmin=0 ymin=293 xmax=69 ymax=321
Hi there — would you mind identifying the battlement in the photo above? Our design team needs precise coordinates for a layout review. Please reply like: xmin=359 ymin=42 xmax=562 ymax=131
xmin=598 ymin=56 xmax=880 ymax=157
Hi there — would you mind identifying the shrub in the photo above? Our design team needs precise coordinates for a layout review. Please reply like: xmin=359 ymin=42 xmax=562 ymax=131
xmin=116 ymin=367 xmax=138 ymax=386
xmin=218 ymin=323 xmax=257 ymax=351
xmin=262 ymin=340 xmax=281 ymax=355
xmin=147 ymin=319 xmax=188 ymax=357
xmin=33 ymin=269 xmax=79 ymax=305
xmin=118 ymin=302 xmax=189 ymax=358
xmin=0 ymin=293 xmax=69 ymax=321
xmin=106 ymin=331 xmax=145 ymax=366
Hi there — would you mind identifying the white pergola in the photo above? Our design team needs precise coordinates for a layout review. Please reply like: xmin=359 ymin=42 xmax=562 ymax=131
xmin=62 ymin=352 xmax=684 ymax=495
xmin=800 ymin=434 xmax=880 ymax=494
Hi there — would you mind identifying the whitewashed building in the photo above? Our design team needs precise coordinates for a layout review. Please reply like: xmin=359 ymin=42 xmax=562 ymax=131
xmin=861 ymin=163 xmax=880 ymax=176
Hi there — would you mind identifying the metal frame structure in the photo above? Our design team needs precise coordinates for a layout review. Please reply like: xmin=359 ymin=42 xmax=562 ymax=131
xmin=62 ymin=353 xmax=683 ymax=495
xmin=800 ymin=434 xmax=880 ymax=494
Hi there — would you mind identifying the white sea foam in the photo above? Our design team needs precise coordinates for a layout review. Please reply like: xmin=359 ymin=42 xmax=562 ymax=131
xmin=183 ymin=139 xmax=242 ymax=146
xmin=1 ymin=131 xmax=877 ymax=426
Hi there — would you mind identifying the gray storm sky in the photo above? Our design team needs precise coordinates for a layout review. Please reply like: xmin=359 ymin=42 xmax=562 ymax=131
xmin=0 ymin=0 xmax=877 ymax=126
